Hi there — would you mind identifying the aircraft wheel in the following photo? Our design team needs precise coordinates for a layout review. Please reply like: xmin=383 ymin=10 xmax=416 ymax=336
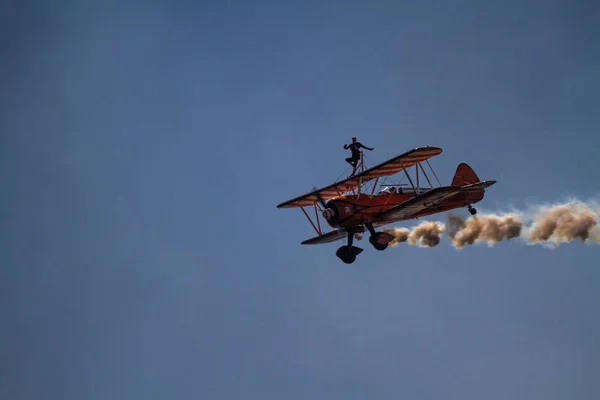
xmin=369 ymin=233 xmax=391 ymax=251
xmin=374 ymin=243 xmax=388 ymax=251
xmin=336 ymin=245 xmax=362 ymax=264
xmin=468 ymin=206 xmax=477 ymax=216
xmin=340 ymin=254 xmax=356 ymax=264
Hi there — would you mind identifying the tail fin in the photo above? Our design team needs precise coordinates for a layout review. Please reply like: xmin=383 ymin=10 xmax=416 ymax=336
xmin=451 ymin=163 xmax=480 ymax=187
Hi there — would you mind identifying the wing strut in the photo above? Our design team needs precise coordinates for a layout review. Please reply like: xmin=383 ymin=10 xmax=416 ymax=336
xmin=400 ymin=160 xmax=417 ymax=192
xmin=416 ymin=163 xmax=419 ymax=192
xmin=369 ymin=177 xmax=379 ymax=198
xmin=301 ymin=206 xmax=321 ymax=235
xmin=426 ymin=160 xmax=442 ymax=186
xmin=313 ymin=204 xmax=322 ymax=234
xmin=357 ymin=175 xmax=363 ymax=199
xmin=417 ymin=162 xmax=434 ymax=188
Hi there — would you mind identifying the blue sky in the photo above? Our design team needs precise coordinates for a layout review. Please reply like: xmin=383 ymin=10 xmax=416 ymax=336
xmin=1 ymin=1 xmax=599 ymax=399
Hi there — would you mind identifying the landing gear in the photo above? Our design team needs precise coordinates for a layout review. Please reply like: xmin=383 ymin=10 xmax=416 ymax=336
xmin=335 ymin=224 xmax=395 ymax=263
xmin=468 ymin=205 xmax=477 ymax=216
xmin=336 ymin=229 xmax=363 ymax=264
xmin=366 ymin=223 xmax=395 ymax=251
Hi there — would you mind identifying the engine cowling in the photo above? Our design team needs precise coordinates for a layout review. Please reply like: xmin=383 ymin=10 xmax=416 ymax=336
xmin=322 ymin=208 xmax=335 ymax=220
xmin=321 ymin=200 xmax=354 ymax=228
xmin=321 ymin=204 xmax=337 ymax=227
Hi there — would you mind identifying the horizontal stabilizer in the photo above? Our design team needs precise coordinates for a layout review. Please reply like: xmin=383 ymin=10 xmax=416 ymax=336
xmin=460 ymin=180 xmax=497 ymax=191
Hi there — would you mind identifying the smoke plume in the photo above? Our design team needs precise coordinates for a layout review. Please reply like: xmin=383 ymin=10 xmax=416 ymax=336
xmin=447 ymin=213 xmax=522 ymax=248
xmin=526 ymin=201 xmax=599 ymax=246
xmin=409 ymin=221 xmax=446 ymax=247
xmin=383 ymin=221 xmax=445 ymax=248
xmin=383 ymin=227 xmax=409 ymax=246
xmin=383 ymin=199 xmax=599 ymax=249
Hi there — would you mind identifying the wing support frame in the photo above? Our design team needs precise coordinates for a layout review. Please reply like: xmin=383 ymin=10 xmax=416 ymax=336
xmin=314 ymin=203 xmax=322 ymax=233
xmin=400 ymin=160 xmax=417 ymax=192
xmin=369 ymin=177 xmax=379 ymax=198
xmin=301 ymin=206 xmax=323 ymax=235
xmin=417 ymin=162 xmax=434 ymax=189
xmin=416 ymin=162 xmax=419 ymax=192
xmin=426 ymin=160 xmax=442 ymax=186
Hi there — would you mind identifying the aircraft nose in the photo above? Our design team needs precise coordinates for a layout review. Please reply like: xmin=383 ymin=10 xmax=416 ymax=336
xmin=322 ymin=208 xmax=334 ymax=220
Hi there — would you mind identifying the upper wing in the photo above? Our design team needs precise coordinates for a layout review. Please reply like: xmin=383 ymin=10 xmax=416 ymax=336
xmin=374 ymin=186 xmax=462 ymax=223
xmin=277 ymin=146 xmax=443 ymax=208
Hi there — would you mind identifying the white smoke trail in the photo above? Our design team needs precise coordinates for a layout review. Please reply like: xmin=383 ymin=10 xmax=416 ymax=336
xmin=523 ymin=200 xmax=600 ymax=247
xmin=383 ymin=227 xmax=410 ymax=247
xmin=383 ymin=221 xmax=445 ymax=248
xmin=384 ymin=199 xmax=600 ymax=249
xmin=447 ymin=212 xmax=523 ymax=249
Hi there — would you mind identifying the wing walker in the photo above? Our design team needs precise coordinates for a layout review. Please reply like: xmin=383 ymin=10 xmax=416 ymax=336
xmin=276 ymin=146 xmax=496 ymax=264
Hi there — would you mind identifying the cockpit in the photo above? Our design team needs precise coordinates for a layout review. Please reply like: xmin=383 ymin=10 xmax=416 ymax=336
xmin=378 ymin=186 xmax=398 ymax=195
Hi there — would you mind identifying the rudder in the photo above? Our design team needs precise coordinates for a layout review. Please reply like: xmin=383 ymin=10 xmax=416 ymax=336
xmin=451 ymin=163 xmax=480 ymax=186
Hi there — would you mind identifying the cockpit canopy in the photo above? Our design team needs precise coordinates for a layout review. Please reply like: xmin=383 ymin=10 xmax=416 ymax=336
xmin=379 ymin=186 xmax=397 ymax=195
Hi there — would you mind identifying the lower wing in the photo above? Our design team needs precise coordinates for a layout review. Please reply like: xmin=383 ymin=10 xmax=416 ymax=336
xmin=301 ymin=226 xmax=365 ymax=245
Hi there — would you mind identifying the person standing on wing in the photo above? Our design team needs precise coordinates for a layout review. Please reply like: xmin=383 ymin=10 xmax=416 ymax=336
xmin=344 ymin=136 xmax=374 ymax=176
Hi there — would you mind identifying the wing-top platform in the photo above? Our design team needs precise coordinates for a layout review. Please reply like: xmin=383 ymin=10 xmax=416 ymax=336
xmin=277 ymin=146 xmax=443 ymax=209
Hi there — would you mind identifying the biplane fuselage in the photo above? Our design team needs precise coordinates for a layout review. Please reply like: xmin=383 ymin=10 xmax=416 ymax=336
xmin=323 ymin=186 xmax=485 ymax=229
xmin=276 ymin=146 xmax=496 ymax=263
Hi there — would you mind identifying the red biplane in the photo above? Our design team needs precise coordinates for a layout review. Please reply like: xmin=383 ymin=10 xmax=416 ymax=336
xmin=276 ymin=146 xmax=496 ymax=263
